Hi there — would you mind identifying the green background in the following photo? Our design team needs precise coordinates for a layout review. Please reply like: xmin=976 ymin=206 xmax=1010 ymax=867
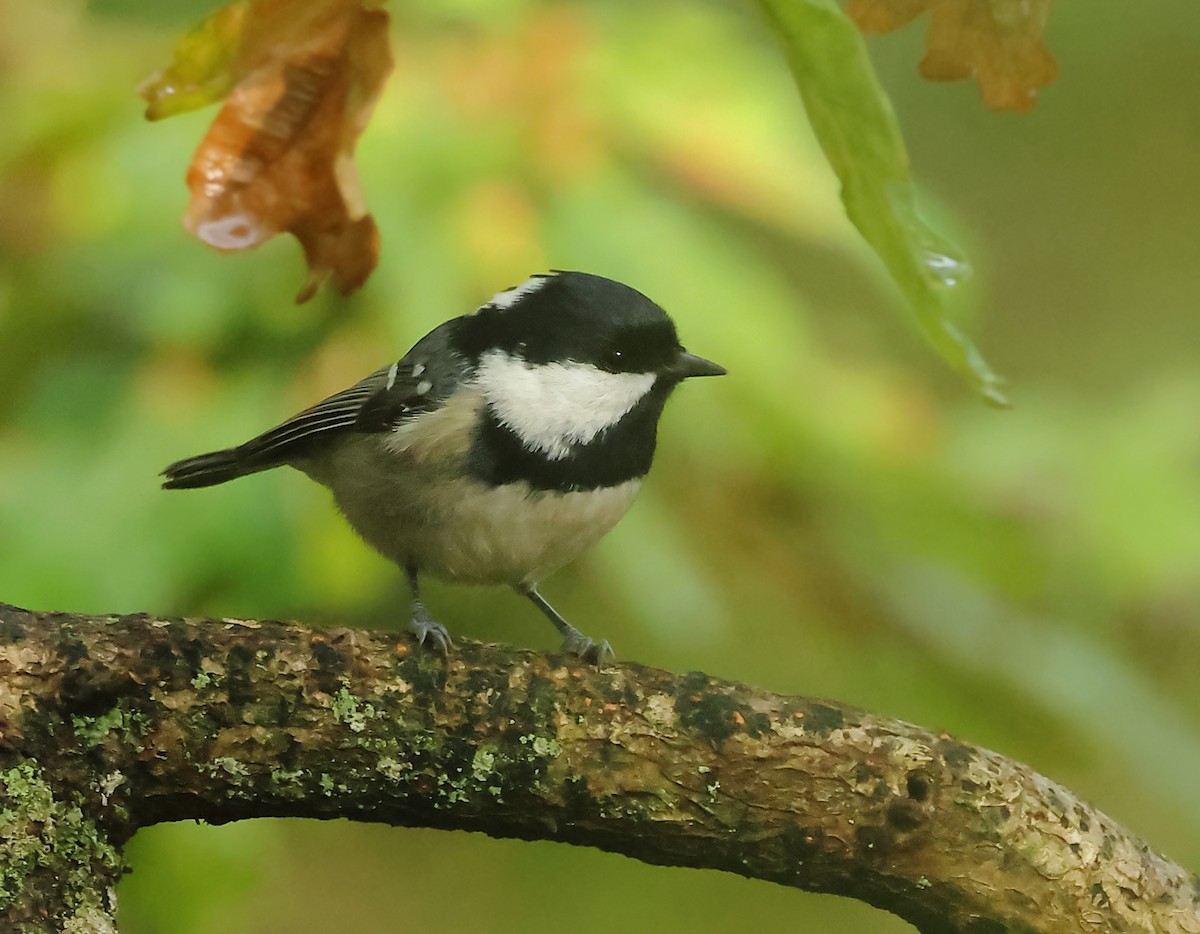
xmin=2 ymin=1 xmax=1198 ymax=931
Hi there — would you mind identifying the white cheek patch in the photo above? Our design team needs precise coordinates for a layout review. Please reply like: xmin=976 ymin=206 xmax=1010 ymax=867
xmin=486 ymin=275 xmax=551 ymax=310
xmin=476 ymin=350 xmax=656 ymax=460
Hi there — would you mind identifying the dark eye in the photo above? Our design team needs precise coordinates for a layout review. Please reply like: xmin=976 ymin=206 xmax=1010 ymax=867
xmin=601 ymin=323 xmax=678 ymax=373
xmin=601 ymin=346 xmax=626 ymax=371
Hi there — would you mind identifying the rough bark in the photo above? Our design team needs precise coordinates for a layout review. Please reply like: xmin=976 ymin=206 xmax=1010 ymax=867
xmin=0 ymin=603 xmax=1196 ymax=933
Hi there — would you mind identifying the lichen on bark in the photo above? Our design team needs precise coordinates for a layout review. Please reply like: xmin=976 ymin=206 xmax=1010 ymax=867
xmin=0 ymin=760 xmax=123 ymax=933
xmin=0 ymin=603 xmax=1197 ymax=933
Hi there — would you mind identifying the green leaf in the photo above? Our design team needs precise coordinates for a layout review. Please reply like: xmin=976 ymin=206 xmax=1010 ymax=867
xmin=138 ymin=1 xmax=248 ymax=121
xmin=755 ymin=0 xmax=1008 ymax=405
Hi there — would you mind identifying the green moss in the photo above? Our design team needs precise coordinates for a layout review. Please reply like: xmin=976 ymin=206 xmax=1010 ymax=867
xmin=268 ymin=769 xmax=307 ymax=798
xmin=439 ymin=771 xmax=470 ymax=805
xmin=62 ymin=905 xmax=118 ymax=933
xmin=0 ymin=760 xmax=123 ymax=926
xmin=519 ymin=734 xmax=561 ymax=759
xmin=95 ymin=772 xmax=125 ymax=807
xmin=71 ymin=705 xmax=149 ymax=751
xmin=531 ymin=736 xmax=560 ymax=758
xmin=376 ymin=757 xmax=410 ymax=782
xmin=331 ymin=684 xmax=377 ymax=734
xmin=360 ymin=737 xmax=396 ymax=754
xmin=471 ymin=748 xmax=497 ymax=782
xmin=201 ymin=757 xmax=250 ymax=791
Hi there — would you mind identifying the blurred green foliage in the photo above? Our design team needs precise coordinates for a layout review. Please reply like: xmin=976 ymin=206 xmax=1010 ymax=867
xmin=1 ymin=2 xmax=1198 ymax=932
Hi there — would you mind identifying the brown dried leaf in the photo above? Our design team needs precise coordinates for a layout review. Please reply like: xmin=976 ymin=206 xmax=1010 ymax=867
xmin=164 ymin=0 xmax=392 ymax=302
xmin=848 ymin=0 xmax=1057 ymax=112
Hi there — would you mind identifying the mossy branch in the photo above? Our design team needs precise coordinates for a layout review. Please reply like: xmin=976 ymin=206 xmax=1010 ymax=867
xmin=0 ymin=604 xmax=1196 ymax=933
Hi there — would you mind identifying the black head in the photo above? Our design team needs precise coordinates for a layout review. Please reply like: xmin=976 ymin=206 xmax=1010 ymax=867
xmin=454 ymin=271 xmax=724 ymax=380
xmin=456 ymin=271 xmax=724 ymax=493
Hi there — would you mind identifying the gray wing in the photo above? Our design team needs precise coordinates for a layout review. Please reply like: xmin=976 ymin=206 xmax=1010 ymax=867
xmin=237 ymin=362 xmax=402 ymax=464
xmin=162 ymin=323 xmax=468 ymax=489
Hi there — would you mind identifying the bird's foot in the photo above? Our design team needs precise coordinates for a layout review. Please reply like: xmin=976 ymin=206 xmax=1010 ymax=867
xmin=559 ymin=625 xmax=614 ymax=667
xmin=408 ymin=602 xmax=453 ymax=654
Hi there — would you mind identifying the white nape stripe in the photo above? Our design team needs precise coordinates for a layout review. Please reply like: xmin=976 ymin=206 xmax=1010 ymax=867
xmin=486 ymin=274 xmax=552 ymax=310
xmin=476 ymin=350 xmax=655 ymax=461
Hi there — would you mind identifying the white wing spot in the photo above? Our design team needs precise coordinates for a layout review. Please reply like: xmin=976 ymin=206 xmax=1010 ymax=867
xmin=386 ymin=362 xmax=399 ymax=390
xmin=476 ymin=350 xmax=655 ymax=461
xmin=412 ymin=362 xmax=426 ymax=377
xmin=416 ymin=379 xmax=433 ymax=396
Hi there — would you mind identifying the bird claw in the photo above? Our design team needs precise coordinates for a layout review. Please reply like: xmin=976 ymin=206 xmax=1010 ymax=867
xmin=408 ymin=604 xmax=452 ymax=654
xmin=560 ymin=627 xmax=614 ymax=667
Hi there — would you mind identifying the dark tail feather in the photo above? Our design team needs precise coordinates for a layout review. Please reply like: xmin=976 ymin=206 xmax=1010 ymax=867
xmin=161 ymin=447 xmax=265 ymax=490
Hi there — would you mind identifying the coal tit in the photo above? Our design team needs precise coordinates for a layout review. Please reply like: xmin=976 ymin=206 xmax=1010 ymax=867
xmin=162 ymin=271 xmax=725 ymax=663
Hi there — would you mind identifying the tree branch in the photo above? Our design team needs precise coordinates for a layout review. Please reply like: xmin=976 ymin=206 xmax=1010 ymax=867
xmin=0 ymin=603 xmax=1196 ymax=933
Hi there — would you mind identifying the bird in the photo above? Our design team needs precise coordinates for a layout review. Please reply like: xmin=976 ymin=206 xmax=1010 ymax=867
xmin=161 ymin=271 xmax=725 ymax=664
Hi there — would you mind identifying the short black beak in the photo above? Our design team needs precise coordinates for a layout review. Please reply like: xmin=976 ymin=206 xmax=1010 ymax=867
xmin=666 ymin=350 xmax=726 ymax=380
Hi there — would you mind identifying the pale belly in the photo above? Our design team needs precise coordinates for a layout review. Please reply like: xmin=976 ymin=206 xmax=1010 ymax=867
xmin=391 ymin=475 xmax=641 ymax=585
xmin=296 ymin=432 xmax=641 ymax=586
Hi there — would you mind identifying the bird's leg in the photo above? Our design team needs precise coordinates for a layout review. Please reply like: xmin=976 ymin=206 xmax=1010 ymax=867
xmin=520 ymin=585 xmax=614 ymax=666
xmin=406 ymin=565 xmax=452 ymax=653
